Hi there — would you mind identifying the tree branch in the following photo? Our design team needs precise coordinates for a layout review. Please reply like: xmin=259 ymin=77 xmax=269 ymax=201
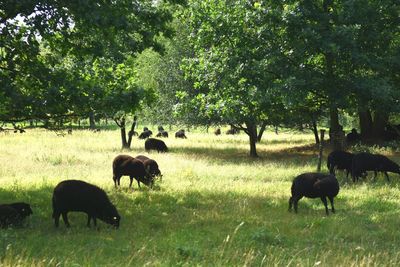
xmin=230 ymin=123 xmax=249 ymax=135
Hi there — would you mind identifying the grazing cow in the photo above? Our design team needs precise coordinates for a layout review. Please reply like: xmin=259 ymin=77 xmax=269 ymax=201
xmin=289 ymin=173 xmax=340 ymax=215
xmin=352 ymin=152 xmax=400 ymax=182
xmin=112 ymin=155 xmax=154 ymax=188
xmin=139 ymin=130 xmax=153 ymax=139
xmin=7 ymin=202 xmax=33 ymax=218
xmin=346 ymin=128 xmax=361 ymax=143
xmin=226 ymin=128 xmax=239 ymax=135
xmin=0 ymin=206 xmax=20 ymax=228
xmin=327 ymin=151 xmax=354 ymax=179
xmin=175 ymin=129 xmax=187 ymax=139
xmin=156 ymin=131 xmax=169 ymax=138
xmin=52 ymin=180 xmax=120 ymax=228
xmin=135 ymin=155 xmax=162 ymax=181
xmin=145 ymin=138 xmax=168 ymax=153
xmin=0 ymin=202 xmax=32 ymax=228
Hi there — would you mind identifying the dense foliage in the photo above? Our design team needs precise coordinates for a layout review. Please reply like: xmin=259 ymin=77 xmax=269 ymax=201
xmin=1 ymin=0 xmax=399 ymax=154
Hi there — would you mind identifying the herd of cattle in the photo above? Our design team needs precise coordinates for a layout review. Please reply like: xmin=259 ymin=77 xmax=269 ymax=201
xmin=290 ymin=150 xmax=400 ymax=215
xmin=1 ymin=128 xmax=400 ymax=228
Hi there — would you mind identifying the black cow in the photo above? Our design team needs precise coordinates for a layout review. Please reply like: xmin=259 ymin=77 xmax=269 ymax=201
xmin=289 ymin=173 xmax=340 ymax=215
xmin=175 ymin=129 xmax=187 ymax=139
xmin=52 ymin=180 xmax=120 ymax=228
xmin=145 ymin=138 xmax=168 ymax=153
xmin=352 ymin=152 xmax=400 ymax=182
xmin=0 ymin=202 xmax=32 ymax=228
xmin=327 ymin=151 xmax=354 ymax=179
xmin=112 ymin=155 xmax=153 ymax=188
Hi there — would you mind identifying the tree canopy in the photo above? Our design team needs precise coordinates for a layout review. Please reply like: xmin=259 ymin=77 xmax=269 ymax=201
xmin=1 ymin=0 xmax=399 ymax=155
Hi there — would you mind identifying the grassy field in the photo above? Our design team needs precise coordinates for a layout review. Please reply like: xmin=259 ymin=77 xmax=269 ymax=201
xmin=1 ymin=128 xmax=400 ymax=266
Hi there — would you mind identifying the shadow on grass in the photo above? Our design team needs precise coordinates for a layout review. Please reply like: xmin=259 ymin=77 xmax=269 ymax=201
xmin=169 ymin=142 xmax=320 ymax=167
xmin=2 ymin=183 xmax=400 ymax=265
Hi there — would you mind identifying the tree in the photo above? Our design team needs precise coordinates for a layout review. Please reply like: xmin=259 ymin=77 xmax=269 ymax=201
xmin=1 ymin=1 xmax=184 ymax=149
xmin=0 ymin=0 xmax=178 ymax=123
xmin=180 ymin=0 xmax=284 ymax=157
xmin=280 ymin=0 xmax=400 ymax=145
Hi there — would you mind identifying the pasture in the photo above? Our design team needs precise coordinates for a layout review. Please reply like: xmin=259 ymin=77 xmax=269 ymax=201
xmin=1 ymin=129 xmax=400 ymax=266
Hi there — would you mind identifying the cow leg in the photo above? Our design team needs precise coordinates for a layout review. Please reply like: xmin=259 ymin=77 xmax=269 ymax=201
xmin=373 ymin=171 xmax=377 ymax=181
xmin=329 ymin=166 xmax=335 ymax=175
xmin=293 ymin=196 xmax=302 ymax=213
xmin=352 ymin=170 xmax=356 ymax=183
xmin=129 ymin=176 xmax=134 ymax=188
xmin=53 ymin=211 xmax=61 ymax=227
xmin=384 ymin=172 xmax=390 ymax=182
xmin=113 ymin=175 xmax=118 ymax=188
xmin=320 ymin=196 xmax=329 ymax=215
xmin=114 ymin=175 xmax=121 ymax=187
xmin=137 ymin=180 xmax=141 ymax=188
xmin=288 ymin=197 xmax=293 ymax=211
xmin=328 ymin=196 xmax=335 ymax=213
xmin=62 ymin=212 xmax=70 ymax=227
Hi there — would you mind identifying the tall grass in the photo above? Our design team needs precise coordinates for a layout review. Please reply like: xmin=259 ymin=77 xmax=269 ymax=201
xmin=0 ymin=129 xmax=400 ymax=266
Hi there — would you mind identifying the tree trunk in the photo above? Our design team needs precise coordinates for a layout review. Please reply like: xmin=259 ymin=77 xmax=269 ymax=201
xmin=257 ymin=122 xmax=267 ymax=142
xmin=89 ymin=111 xmax=96 ymax=129
xmin=329 ymin=107 xmax=345 ymax=151
xmin=317 ymin=130 xmax=325 ymax=172
xmin=311 ymin=117 xmax=320 ymax=145
xmin=126 ymin=116 xmax=138 ymax=148
xmin=115 ymin=117 xmax=129 ymax=149
xmin=372 ymin=111 xmax=388 ymax=139
xmin=358 ymin=109 xmax=373 ymax=139
xmin=245 ymin=121 xmax=258 ymax=157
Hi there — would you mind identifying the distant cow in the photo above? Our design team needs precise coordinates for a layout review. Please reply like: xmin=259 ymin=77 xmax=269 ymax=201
xmin=139 ymin=130 xmax=153 ymax=139
xmin=52 ymin=180 xmax=120 ymax=228
xmin=226 ymin=128 xmax=239 ymax=135
xmin=156 ymin=131 xmax=169 ymax=138
xmin=130 ymin=130 xmax=138 ymax=136
xmin=112 ymin=155 xmax=154 ymax=188
xmin=352 ymin=152 xmax=400 ymax=182
xmin=346 ymin=128 xmax=361 ymax=143
xmin=145 ymin=138 xmax=168 ymax=153
xmin=214 ymin=128 xmax=221 ymax=135
xmin=175 ymin=129 xmax=187 ymax=139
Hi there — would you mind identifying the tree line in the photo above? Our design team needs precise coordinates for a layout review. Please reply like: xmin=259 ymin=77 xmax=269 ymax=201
xmin=1 ymin=0 xmax=399 ymax=156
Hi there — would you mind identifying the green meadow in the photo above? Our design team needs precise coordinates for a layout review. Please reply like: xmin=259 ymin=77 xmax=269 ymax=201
xmin=1 ymin=129 xmax=400 ymax=266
